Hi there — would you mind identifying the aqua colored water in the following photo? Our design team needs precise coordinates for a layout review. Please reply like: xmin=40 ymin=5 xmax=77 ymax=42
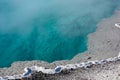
xmin=0 ymin=0 xmax=119 ymax=67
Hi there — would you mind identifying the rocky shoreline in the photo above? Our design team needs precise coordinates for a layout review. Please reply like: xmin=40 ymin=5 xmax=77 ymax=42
xmin=0 ymin=53 xmax=120 ymax=80
xmin=22 ymin=57 xmax=120 ymax=80
xmin=0 ymin=9 xmax=120 ymax=80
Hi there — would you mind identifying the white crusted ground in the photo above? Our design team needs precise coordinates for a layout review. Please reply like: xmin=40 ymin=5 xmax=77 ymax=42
xmin=72 ymin=10 xmax=120 ymax=62
xmin=0 ymin=53 xmax=120 ymax=80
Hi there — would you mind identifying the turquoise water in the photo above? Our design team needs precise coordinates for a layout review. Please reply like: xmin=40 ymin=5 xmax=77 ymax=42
xmin=0 ymin=0 xmax=119 ymax=67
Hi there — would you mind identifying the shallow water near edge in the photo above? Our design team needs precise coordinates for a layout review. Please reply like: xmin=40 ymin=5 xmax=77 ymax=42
xmin=0 ymin=0 xmax=119 ymax=67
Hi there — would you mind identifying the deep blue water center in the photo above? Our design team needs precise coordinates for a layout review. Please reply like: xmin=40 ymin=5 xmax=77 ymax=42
xmin=0 ymin=0 xmax=119 ymax=67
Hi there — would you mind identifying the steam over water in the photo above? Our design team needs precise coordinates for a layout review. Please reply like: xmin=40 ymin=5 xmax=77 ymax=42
xmin=0 ymin=0 xmax=119 ymax=67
